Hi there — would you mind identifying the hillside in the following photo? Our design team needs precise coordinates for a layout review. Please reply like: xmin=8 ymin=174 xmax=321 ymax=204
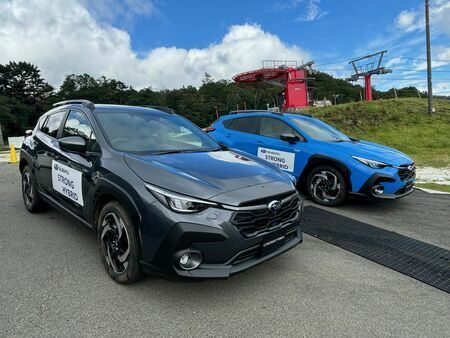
xmin=308 ymin=98 xmax=450 ymax=167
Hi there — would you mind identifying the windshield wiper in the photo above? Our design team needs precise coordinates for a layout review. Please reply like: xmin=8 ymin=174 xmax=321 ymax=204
xmin=152 ymin=149 xmax=187 ymax=155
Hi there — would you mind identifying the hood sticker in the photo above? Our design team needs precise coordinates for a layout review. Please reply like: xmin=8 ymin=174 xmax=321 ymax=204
xmin=51 ymin=160 xmax=84 ymax=206
xmin=257 ymin=147 xmax=295 ymax=173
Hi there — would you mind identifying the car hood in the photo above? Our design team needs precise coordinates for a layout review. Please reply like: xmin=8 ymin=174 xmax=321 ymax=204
xmin=124 ymin=150 xmax=293 ymax=204
xmin=329 ymin=140 xmax=413 ymax=166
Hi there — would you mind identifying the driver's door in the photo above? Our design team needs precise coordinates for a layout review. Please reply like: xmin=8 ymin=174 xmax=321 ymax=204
xmin=51 ymin=109 xmax=100 ymax=220
xmin=256 ymin=117 xmax=306 ymax=177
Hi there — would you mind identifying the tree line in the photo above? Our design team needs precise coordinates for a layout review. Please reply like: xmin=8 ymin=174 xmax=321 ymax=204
xmin=0 ymin=61 xmax=429 ymax=140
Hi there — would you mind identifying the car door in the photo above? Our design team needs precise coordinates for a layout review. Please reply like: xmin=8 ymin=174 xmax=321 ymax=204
xmin=256 ymin=116 xmax=306 ymax=177
xmin=34 ymin=110 xmax=67 ymax=193
xmin=221 ymin=116 xmax=260 ymax=154
xmin=50 ymin=109 xmax=101 ymax=219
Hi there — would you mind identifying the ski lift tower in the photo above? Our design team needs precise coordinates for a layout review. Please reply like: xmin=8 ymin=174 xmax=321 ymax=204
xmin=233 ymin=60 xmax=315 ymax=109
xmin=347 ymin=50 xmax=392 ymax=101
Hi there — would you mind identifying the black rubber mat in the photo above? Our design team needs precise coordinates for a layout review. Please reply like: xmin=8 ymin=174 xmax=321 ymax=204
xmin=302 ymin=206 xmax=450 ymax=293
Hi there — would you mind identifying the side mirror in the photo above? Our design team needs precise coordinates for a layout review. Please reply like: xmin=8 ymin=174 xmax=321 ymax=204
xmin=25 ymin=129 xmax=33 ymax=137
xmin=59 ymin=136 xmax=86 ymax=153
xmin=280 ymin=133 xmax=300 ymax=144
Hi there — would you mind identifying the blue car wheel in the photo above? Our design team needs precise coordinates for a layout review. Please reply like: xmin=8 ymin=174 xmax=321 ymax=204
xmin=306 ymin=165 xmax=347 ymax=206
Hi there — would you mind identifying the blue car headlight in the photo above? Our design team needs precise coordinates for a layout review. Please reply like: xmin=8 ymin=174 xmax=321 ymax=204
xmin=352 ymin=156 xmax=389 ymax=169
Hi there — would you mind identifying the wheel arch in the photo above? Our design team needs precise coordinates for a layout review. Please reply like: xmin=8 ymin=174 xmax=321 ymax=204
xmin=298 ymin=155 xmax=352 ymax=192
xmin=92 ymin=180 xmax=142 ymax=234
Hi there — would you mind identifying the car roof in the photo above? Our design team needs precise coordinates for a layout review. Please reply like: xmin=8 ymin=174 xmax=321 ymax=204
xmin=222 ymin=111 xmax=314 ymax=120
xmin=44 ymin=103 xmax=171 ymax=117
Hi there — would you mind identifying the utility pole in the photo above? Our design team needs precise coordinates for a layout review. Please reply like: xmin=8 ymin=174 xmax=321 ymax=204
xmin=393 ymin=88 xmax=398 ymax=99
xmin=425 ymin=0 xmax=434 ymax=115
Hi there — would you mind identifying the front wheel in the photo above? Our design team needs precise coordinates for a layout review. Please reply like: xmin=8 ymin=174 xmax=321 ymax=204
xmin=306 ymin=166 xmax=347 ymax=206
xmin=97 ymin=201 xmax=142 ymax=284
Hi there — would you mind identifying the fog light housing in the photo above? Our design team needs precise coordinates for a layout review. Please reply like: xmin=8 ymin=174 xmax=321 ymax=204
xmin=175 ymin=249 xmax=202 ymax=270
xmin=372 ymin=185 xmax=384 ymax=195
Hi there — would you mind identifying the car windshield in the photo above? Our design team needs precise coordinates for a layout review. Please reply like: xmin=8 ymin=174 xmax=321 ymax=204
xmin=96 ymin=109 xmax=219 ymax=153
xmin=290 ymin=117 xmax=351 ymax=142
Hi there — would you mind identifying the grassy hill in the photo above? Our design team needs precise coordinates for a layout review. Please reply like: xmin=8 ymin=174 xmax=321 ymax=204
xmin=308 ymin=98 xmax=450 ymax=167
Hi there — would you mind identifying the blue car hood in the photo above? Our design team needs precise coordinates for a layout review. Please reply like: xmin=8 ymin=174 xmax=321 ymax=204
xmin=329 ymin=140 xmax=413 ymax=166
xmin=124 ymin=150 xmax=293 ymax=201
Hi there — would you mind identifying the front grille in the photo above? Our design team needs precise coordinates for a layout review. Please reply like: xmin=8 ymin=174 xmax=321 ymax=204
xmin=397 ymin=164 xmax=416 ymax=181
xmin=231 ymin=193 xmax=301 ymax=237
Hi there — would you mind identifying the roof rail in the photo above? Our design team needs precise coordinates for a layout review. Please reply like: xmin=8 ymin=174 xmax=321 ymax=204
xmin=229 ymin=109 xmax=283 ymax=116
xmin=53 ymin=99 xmax=95 ymax=110
xmin=143 ymin=105 xmax=175 ymax=114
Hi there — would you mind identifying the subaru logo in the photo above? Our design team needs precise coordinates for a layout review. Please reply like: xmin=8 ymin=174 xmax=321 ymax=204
xmin=268 ymin=200 xmax=281 ymax=214
xmin=54 ymin=163 xmax=58 ymax=170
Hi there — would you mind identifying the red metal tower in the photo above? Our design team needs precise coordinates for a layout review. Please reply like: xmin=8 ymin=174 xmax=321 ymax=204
xmin=347 ymin=51 xmax=392 ymax=101
xmin=232 ymin=60 xmax=315 ymax=109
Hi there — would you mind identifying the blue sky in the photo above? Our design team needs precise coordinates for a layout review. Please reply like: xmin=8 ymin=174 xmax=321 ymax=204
xmin=1 ymin=0 xmax=449 ymax=94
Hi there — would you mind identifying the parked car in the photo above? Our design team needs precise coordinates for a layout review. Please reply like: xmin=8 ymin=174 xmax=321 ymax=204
xmin=207 ymin=111 xmax=415 ymax=206
xmin=19 ymin=101 xmax=303 ymax=283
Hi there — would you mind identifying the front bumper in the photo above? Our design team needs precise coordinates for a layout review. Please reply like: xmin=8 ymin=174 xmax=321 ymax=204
xmin=353 ymin=172 xmax=415 ymax=200
xmin=141 ymin=199 xmax=303 ymax=278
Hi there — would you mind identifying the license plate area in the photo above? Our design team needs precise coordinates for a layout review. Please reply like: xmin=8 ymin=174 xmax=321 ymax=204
xmin=260 ymin=228 xmax=286 ymax=256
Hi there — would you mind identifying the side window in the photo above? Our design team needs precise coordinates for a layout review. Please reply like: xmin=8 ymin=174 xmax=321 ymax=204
xmin=260 ymin=117 xmax=299 ymax=139
xmin=42 ymin=111 xmax=65 ymax=138
xmin=38 ymin=116 xmax=48 ymax=131
xmin=62 ymin=110 xmax=100 ymax=152
xmin=227 ymin=117 xmax=258 ymax=134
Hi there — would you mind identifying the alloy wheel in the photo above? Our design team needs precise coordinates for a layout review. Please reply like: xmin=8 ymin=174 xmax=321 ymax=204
xmin=310 ymin=170 xmax=341 ymax=202
xmin=100 ymin=212 xmax=131 ymax=274
xmin=22 ymin=171 xmax=34 ymax=208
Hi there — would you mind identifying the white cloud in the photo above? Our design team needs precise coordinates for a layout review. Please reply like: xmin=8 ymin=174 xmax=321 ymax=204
xmin=0 ymin=0 xmax=310 ymax=89
xmin=395 ymin=10 xmax=420 ymax=32
xmin=296 ymin=0 xmax=328 ymax=22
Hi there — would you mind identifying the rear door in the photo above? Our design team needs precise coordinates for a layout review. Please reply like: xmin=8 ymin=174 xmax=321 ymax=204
xmin=255 ymin=116 xmax=306 ymax=177
xmin=221 ymin=116 xmax=261 ymax=154
xmin=51 ymin=109 xmax=101 ymax=219
xmin=35 ymin=110 xmax=67 ymax=193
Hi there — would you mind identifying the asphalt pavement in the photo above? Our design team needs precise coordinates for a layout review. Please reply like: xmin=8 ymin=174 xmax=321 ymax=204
xmin=1 ymin=163 xmax=449 ymax=337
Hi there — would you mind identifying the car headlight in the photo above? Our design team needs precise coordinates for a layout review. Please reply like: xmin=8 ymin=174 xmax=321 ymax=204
xmin=352 ymin=156 xmax=389 ymax=169
xmin=145 ymin=183 xmax=218 ymax=213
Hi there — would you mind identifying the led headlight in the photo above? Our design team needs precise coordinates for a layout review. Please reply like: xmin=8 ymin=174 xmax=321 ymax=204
xmin=145 ymin=183 xmax=217 ymax=213
xmin=352 ymin=156 xmax=389 ymax=169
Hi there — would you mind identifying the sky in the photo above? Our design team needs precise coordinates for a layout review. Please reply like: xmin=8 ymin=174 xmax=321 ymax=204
xmin=0 ymin=0 xmax=449 ymax=95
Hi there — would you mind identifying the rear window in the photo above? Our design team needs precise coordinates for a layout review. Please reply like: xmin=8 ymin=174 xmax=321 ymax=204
xmin=226 ymin=117 xmax=258 ymax=134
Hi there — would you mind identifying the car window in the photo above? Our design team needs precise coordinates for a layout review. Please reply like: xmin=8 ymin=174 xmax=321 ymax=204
xmin=227 ymin=117 xmax=258 ymax=134
xmin=42 ymin=111 xmax=65 ymax=138
xmin=62 ymin=110 xmax=100 ymax=152
xmin=290 ymin=117 xmax=350 ymax=142
xmin=38 ymin=116 xmax=48 ymax=131
xmin=259 ymin=117 xmax=299 ymax=139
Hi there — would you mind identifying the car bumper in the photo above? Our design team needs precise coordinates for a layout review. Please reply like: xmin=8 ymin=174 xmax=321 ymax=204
xmin=352 ymin=172 xmax=415 ymax=200
xmin=141 ymin=213 xmax=303 ymax=279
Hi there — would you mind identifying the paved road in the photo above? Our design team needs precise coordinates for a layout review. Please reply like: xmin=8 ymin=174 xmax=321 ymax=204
xmin=1 ymin=163 xmax=449 ymax=337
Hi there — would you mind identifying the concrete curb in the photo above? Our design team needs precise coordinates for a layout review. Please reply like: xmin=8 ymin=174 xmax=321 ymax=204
xmin=415 ymin=187 xmax=450 ymax=195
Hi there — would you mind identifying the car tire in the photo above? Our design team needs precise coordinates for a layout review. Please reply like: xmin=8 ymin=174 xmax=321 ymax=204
xmin=97 ymin=201 xmax=142 ymax=284
xmin=21 ymin=165 xmax=47 ymax=213
xmin=306 ymin=165 xmax=347 ymax=206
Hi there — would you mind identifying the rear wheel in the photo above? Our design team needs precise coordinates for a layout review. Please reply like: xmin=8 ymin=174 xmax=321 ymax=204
xmin=97 ymin=201 xmax=142 ymax=284
xmin=21 ymin=165 xmax=47 ymax=213
xmin=306 ymin=165 xmax=347 ymax=206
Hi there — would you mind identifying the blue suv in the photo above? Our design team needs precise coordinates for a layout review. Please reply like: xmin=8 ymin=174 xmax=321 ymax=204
xmin=207 ymin=111 xmax=415 ymax=206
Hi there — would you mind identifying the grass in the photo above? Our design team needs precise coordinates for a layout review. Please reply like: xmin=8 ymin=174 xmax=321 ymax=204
xmin=415 ymin=183 xmax=450 ymax=193
xmin=308 ymin=98 xmax=450 ymax=167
